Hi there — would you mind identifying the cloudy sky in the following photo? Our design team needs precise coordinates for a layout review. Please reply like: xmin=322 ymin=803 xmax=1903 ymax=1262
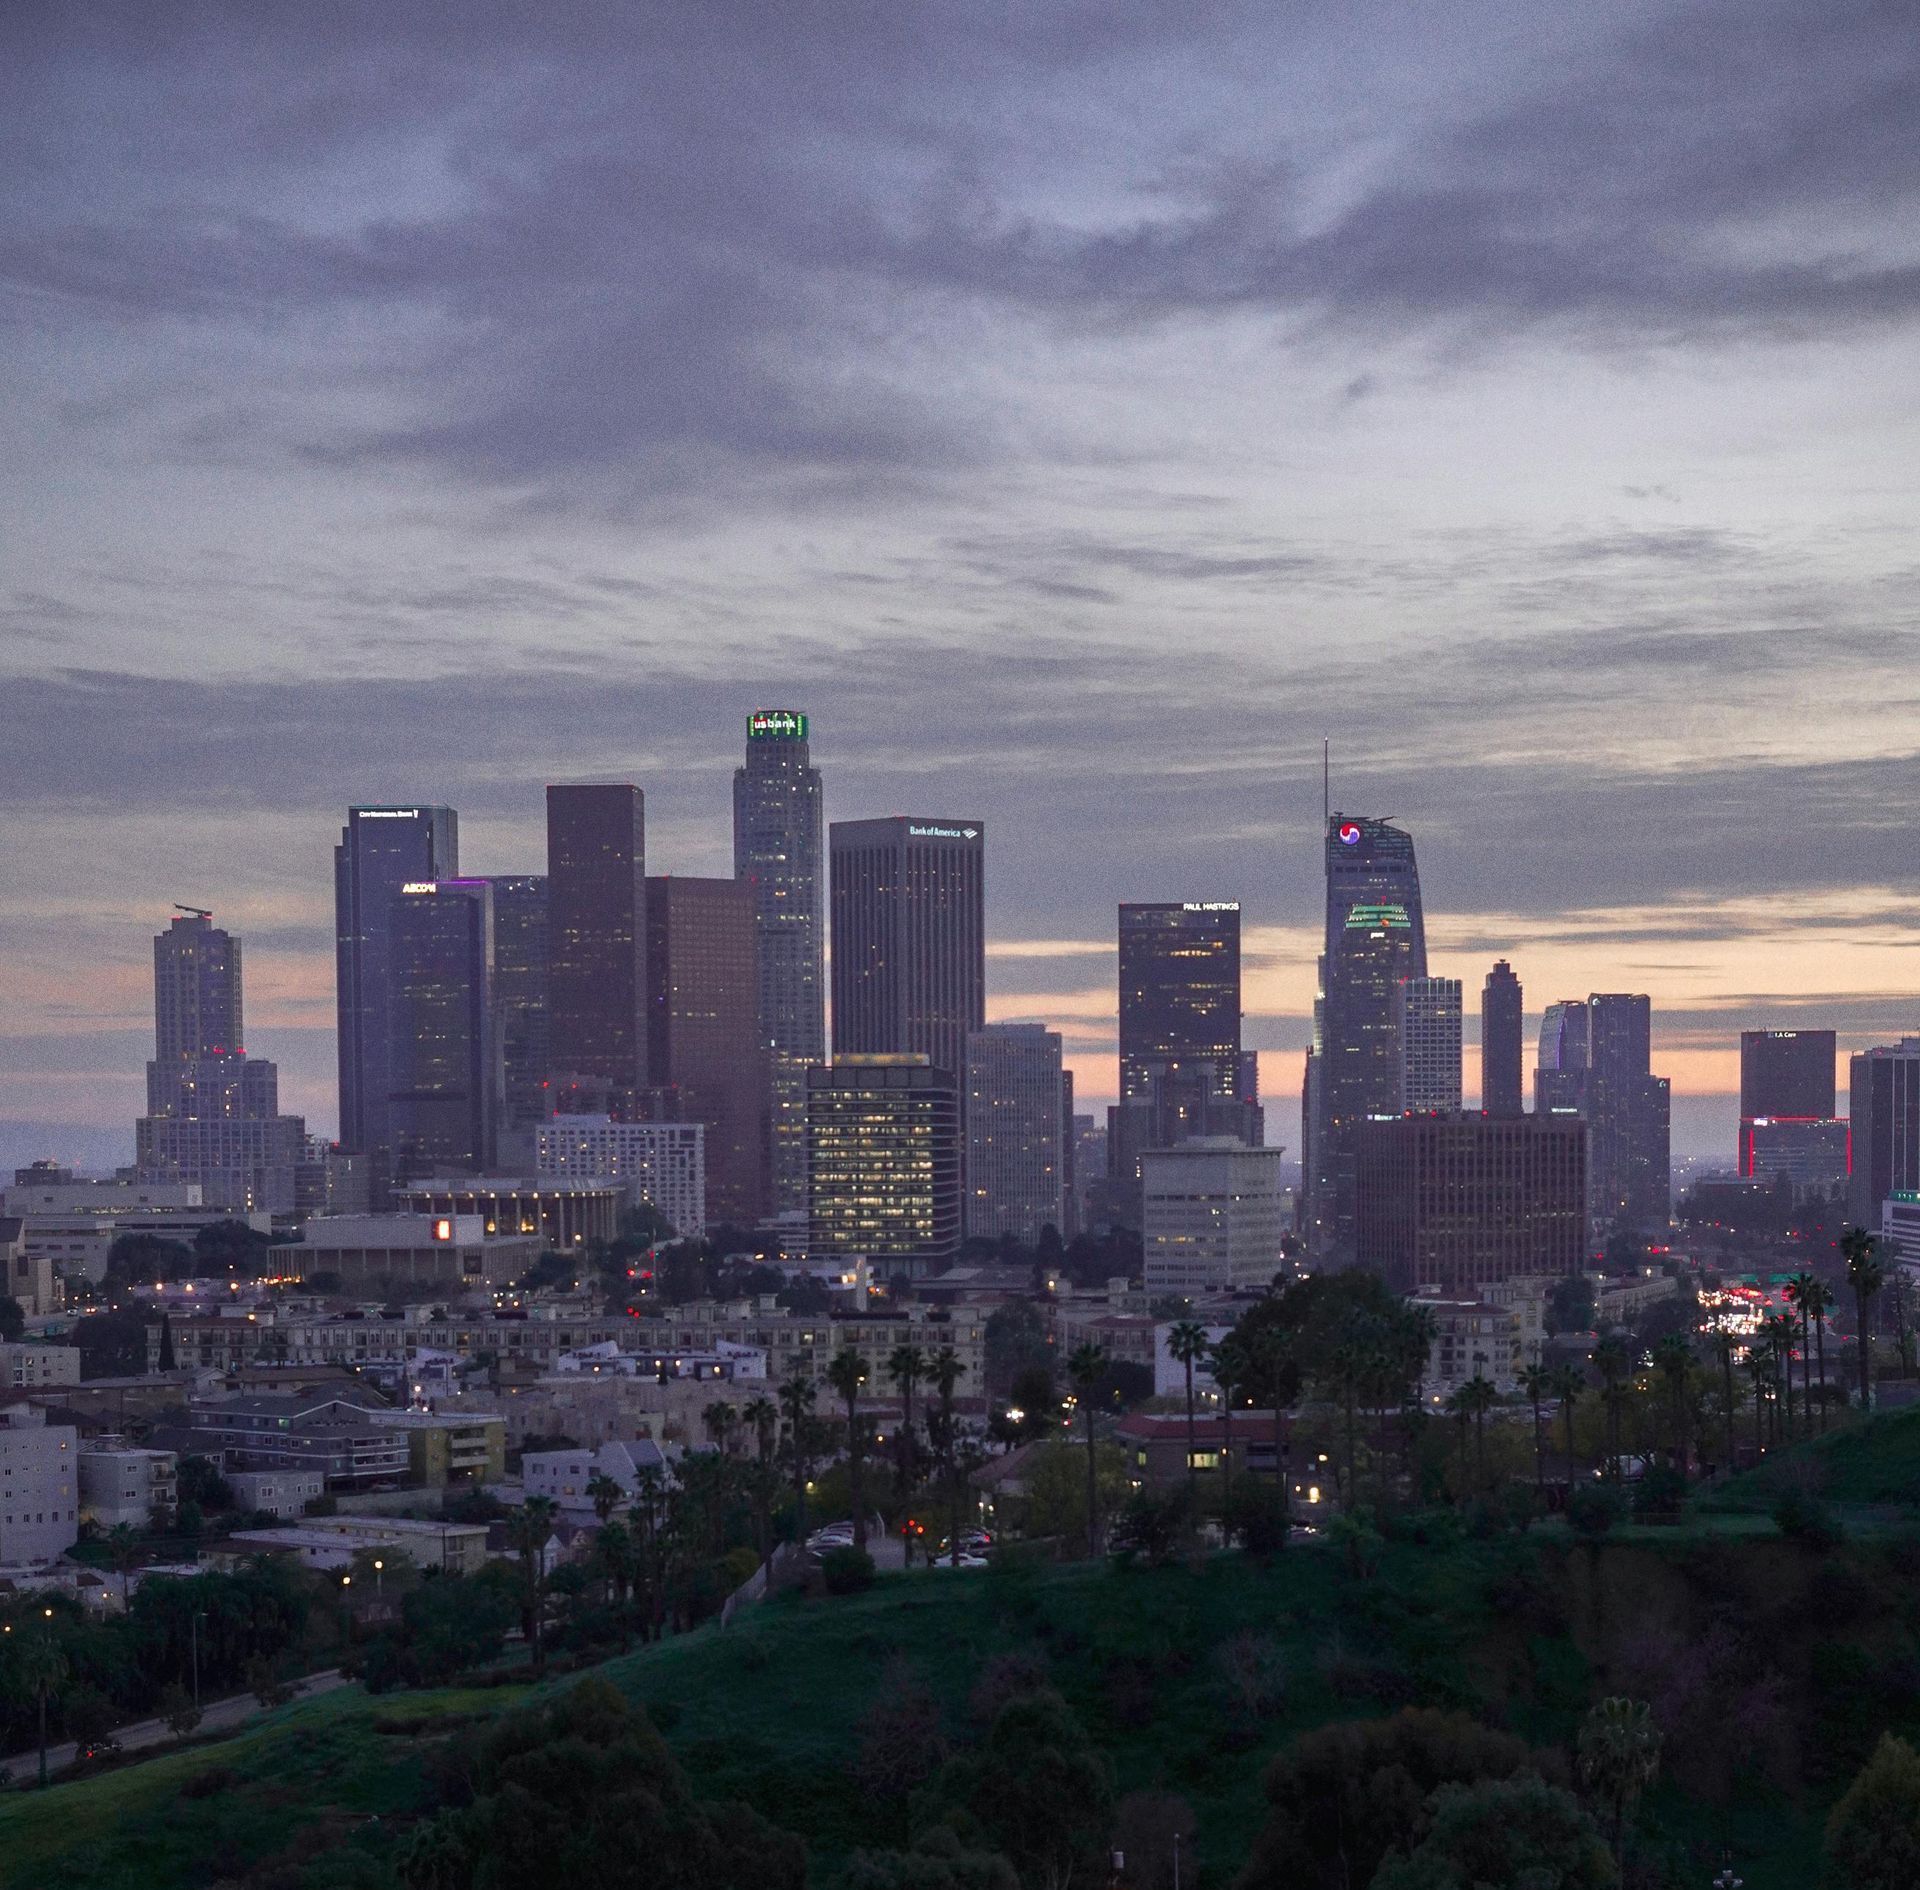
xmin=4 ymin=0 xmax=1917 ymax=1174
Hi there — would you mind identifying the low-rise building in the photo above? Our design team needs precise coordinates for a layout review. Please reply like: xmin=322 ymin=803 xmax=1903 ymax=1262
xmin=79 ymin=1444 xmax=178 ymax=1528
xmin=392 ymin=1178 xmax=624 ymax=1251
xmin=1112 ymin=1410 xmax=1296 ymax=1499
xmin=0 ymin=1403 xmax=79 ymax=1565
xmin=11 ymin=1204 xmax=269 ymax=1284
xmin=226 ymin=1467 xmax=326 ymax=1519
xmin=368 ymin=1409 xmax=505 ymax=1487
xmin=1 ymin=1219 xmax=62 ymax=1316
xmin=522 ymin=1437 xmax=671 ymax=1514
xmin=218 ymin=1514 xmax=489 ymax=1576
xmin=0 ymin=1343 xmax=81 ymax=1390
xmin=272 ymin=1214 xmax=537 ymax=1296
xmin=188 ymin=1393 xmax=410 ymax=1490
xmin=1413 ymin=1297 xmax=1524 ymax=1399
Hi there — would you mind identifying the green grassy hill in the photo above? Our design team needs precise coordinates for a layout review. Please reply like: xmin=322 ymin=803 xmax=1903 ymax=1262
xmin=8 ymin=1512 xmax=1920 ymax=1890
xmin=1701 ymin=1402 xmax=1920 ymax=1513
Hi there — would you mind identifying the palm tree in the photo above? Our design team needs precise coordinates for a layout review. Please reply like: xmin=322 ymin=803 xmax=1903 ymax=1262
xmin=1805 ymin=1278 xmax=1834 ymax=1430
xmin=591 ymin=1519 xmax=637 ymax=1649
xmin=777 ymin=1368 xmax=817 ymax=1547
xmin=1594 ymin=1335 xmax=1632 ymax=1478
xmin=1067 ymin=1342 xmax=1109 ymax=1559
xmin=701 ymin=1399 xmax=739 ymax=1455
xmin=1445 ymin=1385 xmax=1473 ymax=1495
xmin=586 ymin=1470 xmax=624 ymax=1525
xmin=1843 ymin=1226 xmax=1888 ymax=1411
xmin=1743 ymin=1348 xmax=1771 ymax=1458
xmin=1576 ymin=1696 xmax=1662 ymax=1869
xmin=1761 ymin=1311 xmax=1798 ymax=1439
xmin=825 ymin=1347 xmax=870 ymax=1551
xmin=1786 ymin=1272 xmax=1821 ymax=1434
xmin=741 ymin=1393 xmax=780 ymax=1567
xmin=1652 ymin=1334 xmax=1692 ymax=1479
xmin=1209 ymin=1335 xmax=1247 ymax=1516
xmin=1166 ymin=1320 xmax=1210 ymax=1505
xmin=104 ymin=1520 xmax=141 ymax=1610
xmin=1457 ymin=1374 xmax=1497 ymax=1492
xmin=885 ymin=1343 xmax=928 ymax=1504
xmin=1552 ymin=1363 xmax=1584 ymax=1477
xmin=1518 ymin=1363 xmax=1553 ymax=1492
xmin=12 ymin=1624 xmax=67 ymax=1789
xmin=507 ymin=1495 xmax=556 ymax=1674
xmin=1707 ymin=1321 xmax=1738 ymax=1474
xmin=927 ymin=1345 xmax=965 ymax=1566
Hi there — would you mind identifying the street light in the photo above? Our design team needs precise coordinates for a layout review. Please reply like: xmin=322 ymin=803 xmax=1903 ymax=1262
xmin=373 ymin=1559 xmax=384 ymax=1598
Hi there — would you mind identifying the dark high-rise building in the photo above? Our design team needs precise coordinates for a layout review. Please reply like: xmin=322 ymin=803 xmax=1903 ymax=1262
xmin=1118 ymin=902 xmax=1241 ymax=1110
xmin=1481 ymin=961 xmax=1524 ymax=1118
xmin=1355 ymin=1113 xmax=1587 ymax=1296
xmin=138 ymin=911 xmax=306 ymax=1212
xmin=964 ymin=1023 xmax=1065 ymax=1244
xmin=807 ymin=1055 xmax=961 ymax=1279
xmin=829 ymin=816 xmax=985 ymax=1085
xmin=1534 ymin=1000 xmax=1590 ymax=1115
xmin=1306 ymin=814 xmax=1427 ymax=1259
xmin=490 ymin=876 xmax=549 ymax=1133
xmin=1848 ymin=1039 xmax=1920 ymax=1227
xmin=546 ymin=784 xmax=647 ymax=1111
xmin=1586 ymin=994 xmax=1670 ymax=1234
xmin=1739 ymin=1030 xmax=1839 ymax=1182
xmin=733 ymin=709 xmax=825 ymax=1216
xmin=645 ymin=875 xmax=767 ymax=1227
xmin=152 ymin=911 xmax=242 ymax=1067
xmin=386 ymin=879 xmax=496 ymax=1180
xmin=335 ymin=804 xmax=460 ymax=1159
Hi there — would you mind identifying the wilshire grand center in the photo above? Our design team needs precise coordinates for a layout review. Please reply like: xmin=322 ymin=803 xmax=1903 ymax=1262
xmin=1304 ymin=813 xmax=1426 ymax=1262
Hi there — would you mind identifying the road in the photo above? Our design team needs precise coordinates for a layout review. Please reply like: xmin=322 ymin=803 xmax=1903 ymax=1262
xmin=0 ymin=1668 xmax=350 ymax=1786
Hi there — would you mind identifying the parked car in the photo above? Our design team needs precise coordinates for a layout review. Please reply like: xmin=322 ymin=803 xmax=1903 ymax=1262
xmin=77 ymin=1736 xmax=123 ymax=1765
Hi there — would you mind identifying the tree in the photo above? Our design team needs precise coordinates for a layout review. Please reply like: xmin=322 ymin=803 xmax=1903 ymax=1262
xmin=1067 ymin=1342 xmax=1109 ymax=1558
xmin=1517 ymin=1363 xmax=1552 ymax=1492
xmin=1546 ymin=1274 xmax=1597 ymax=1337
xmin=701 ymin=1399 xmax=739 ymax=1456
xmin=1371 ymin=1774 xmax=1616 ymax=1890
xmin=887 ymin=1344 xmax=928 ymax=1502
xmin=585 ymin=1470 xmax=624 ymax=1525
xmin=0 ymin=1295 xmax=26 ymax=1342
xmin=741 ymin=1393 xmax=779 ymax=1566
xmin=1707 ymin=1320 xmax=1739 ymax=1473
xmin=1576 ymin=1696 xmax=1661 ymax=1868
xmin=826 ymin=1347 xmax=871 ymax=1552
xmin=157 ymin=1680 xmax=202 ymax=1739
xmin=1652 ymin=1334 xmax=1692 ymax=1478
xmin=777 ymin=1369 xmax=818 ymax=1547
xmin=927 ymin=1346 xmax=966 ymax=1566
xmin=1824 ymin=1732 xmax=1920 ymax=1890
xmin=1454 ymin=1374 xmax=1497 ymax=1493
xmin=507 ymin=1496 xmax=557 ymax=1674
xmin=156 ymin=1312 xmax=177 ymax=1372
xmin=1844 ymin=1226 xmax=1887 ymax=1410
xmin=934 ymin=1688 xmax=1114 ymax=1890
xmin=9 ymin=1625 xmax=68 ymax=1788
xmin=1762 ymin=1311 xmax=1798 ymax=1439
xmin=1592 ymin=1336 xmax=1632 ymax=1477
xmin=1166 ymin=1320 xmax=1209 ymax=1507
xmin=983 ymin=1300 xmax=1050 ymax=1397
xmin=1238 ymin=1707 xmax=1552 ymax=1890
xmin=105 ymin=1521 xmax=142 ymax=1609
xmin=1787 ymin=1271 xmax=1823 ymax=1433
xmin=1552 ymin=1364 xmax=1584 ymax=1476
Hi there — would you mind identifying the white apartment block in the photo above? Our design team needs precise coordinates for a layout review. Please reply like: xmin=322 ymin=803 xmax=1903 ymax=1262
xmin=79 ymin=1446 xmax=178 ymax=1529
xmin=0 ymin=1404 xmax=80 ymax=1566
xmin=1142 ymin=1139 xmax=1287 ymax=1295
xmin=964 ymin=1024 xmax=1066 ymax=1244
xmin=227 ymin=1468 xmax=326 ymax=1519
xmin=0 ymin=1343 xmax=81 ymax=1390
xmin=534 ymin=1116 xmax=707 ymax=1237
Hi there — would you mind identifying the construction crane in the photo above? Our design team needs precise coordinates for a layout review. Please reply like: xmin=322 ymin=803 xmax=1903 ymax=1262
xmin=172 ymin=903 xmax=213 ymax=920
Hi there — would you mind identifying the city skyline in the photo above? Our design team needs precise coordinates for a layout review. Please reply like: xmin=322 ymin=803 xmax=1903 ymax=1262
xmin=6 ymin=5 xmax=1919 ymax=1172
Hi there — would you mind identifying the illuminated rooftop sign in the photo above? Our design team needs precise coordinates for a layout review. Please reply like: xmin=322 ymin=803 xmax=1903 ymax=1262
xmin=1344 ymin=902 xmax=1411 ymax=929
xmin=748 ymin=710 xmax=808 ymax=740
xmin=908 ymin=823 xmax=980 ymax=841
xmin=401 ymin=881 xmax=438 ymax=894
xmin=1337 ymin=822 xmax=1362 ymax=845
xmin=356 ymin=807 xmax=423 ymax=820
xmin=1182 ymin=901 xmax=1240 ymax=912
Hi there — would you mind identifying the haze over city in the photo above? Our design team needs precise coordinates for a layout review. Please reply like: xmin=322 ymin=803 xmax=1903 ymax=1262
xmin=6 ymin=1 xmax=1919 ymax=1176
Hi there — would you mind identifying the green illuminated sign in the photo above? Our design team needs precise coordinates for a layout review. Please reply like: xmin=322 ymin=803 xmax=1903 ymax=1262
xmin=748 ymin=710 xmax=807 ymax=740
xmin=1344 ymin=902 xmax=1411 ymax=930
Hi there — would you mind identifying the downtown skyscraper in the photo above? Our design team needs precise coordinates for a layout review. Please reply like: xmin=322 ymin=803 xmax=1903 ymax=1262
xmin=546 ymin=783 xmax=647 ymax=1113
xmin=386 ymin=878 xmax=498 ymax=1179
xmin=964 ymin=1022 xmax=1066 ymax=1244
xmin=733 ymin=710 xmax=825 ymax=1215
xmin=829 ymin=816 xmax=985 ymax=1083
xmin=1396 ymin=975 xmax=1462 ymax=1113
xmin=335 ymin=804 xmax=460 ymax=1165
xmin=1305 ymin=814 xmax=1426 ymax=1260
xmin=1480 ymin=960 xmax=1524 ymax=1117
